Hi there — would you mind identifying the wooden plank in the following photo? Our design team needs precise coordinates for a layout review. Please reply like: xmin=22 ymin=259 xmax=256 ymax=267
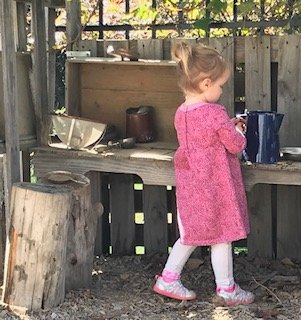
xmin=15 ymin=2 xmax=27 ymax=52
xmin=168 ymin=187 xmax=179 ymax=246
xmin=277 ymin=35 xmax=301 ymax=260
xmin=209 ymin=37 xmax=235 ymax=116
xmin=79 ymin=62 xmax=180 ymax=92
xmin=244 ymin=36 xmax=273 ymax=258
xmin=75 ymin=35 xmax=284 ymax=64
xmin=14 ymin=0 xmax=66 ymax=8
xmin=246 ymin=186 xmax=274 ymax=257
xmin=0 ymin=0 xmax=21 ymax=204
xmin=0 ymin=53 xmax=37 ymax=145
xmin=31 ymin=0 xmax=50 ymax=145
xmin=100 ymin=174 xmax=110 ymax=255
xmin=102 ymin=40 xmax=129 ymax=58
xmin=21 ymin=151 xmax=30 ymax=182
xmin=0 ymin=154 xmax=5 ymax=281
xmin=80 ymin=88 xmax=181 ymax=142
xmin=73 ymin=40 xmax=98 ymax=57
xmin=47 ymin=8 xmax=56 ymax=111
xmin=65 ymin=61 xmax=80 ymax=115
xmin=109 ymin=174 xmax=135 ymax=255
xmin=32 ymin=145 xmax=301 ymax=190
xmin=65 ymin=0 xmax=81 ymax=50
xmin=245 ymin=36 xmax=271 ymax=111
xmin=86 ymin=171 xmax=103 ymax=255
xmin=143 ymin=186 xmax=168 ymax=254
xmin=137 ymin=39 xmax=164 ymax=60
xmin=277 ymin=186 xmax=301 ymax=259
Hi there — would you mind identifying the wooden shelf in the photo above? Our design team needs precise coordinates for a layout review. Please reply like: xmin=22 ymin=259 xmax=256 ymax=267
xmin=32 ymin=144 xmax=301 ymax=190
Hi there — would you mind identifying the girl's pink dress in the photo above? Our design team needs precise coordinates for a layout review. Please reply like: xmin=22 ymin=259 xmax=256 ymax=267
xmin=174 ymin=102 xmax=250 ymax=246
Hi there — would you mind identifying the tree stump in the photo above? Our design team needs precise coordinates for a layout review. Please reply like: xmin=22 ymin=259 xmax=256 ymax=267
xmin=2 ymin=182 xmax=72 ymax=310
xmin=39 ymin=171 xmax=102 ymax=292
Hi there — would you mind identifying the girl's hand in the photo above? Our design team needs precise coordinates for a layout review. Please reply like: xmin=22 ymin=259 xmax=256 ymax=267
xmin=232 ymin=117 xmax=247 ymax=134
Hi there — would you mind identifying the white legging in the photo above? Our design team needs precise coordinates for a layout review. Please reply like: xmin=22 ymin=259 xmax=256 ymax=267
xmin=163 ymin=238 xmax=234 ymax=288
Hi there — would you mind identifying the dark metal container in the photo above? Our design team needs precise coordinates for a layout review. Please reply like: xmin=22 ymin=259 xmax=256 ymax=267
xmin=245 ymin=111 xmax=284 ymax=164
xmin=126 ymin=106 xmax=154 ymax=143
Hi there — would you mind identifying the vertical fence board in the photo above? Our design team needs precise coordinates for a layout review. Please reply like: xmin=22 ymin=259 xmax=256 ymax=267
xmin=102 ymin=40 xmax=129 ymax=58
xmin=244 ymin=36 xmax=273 ymax=258
xmin=137 ymin=39 xmax=164 ymax=59
xmin=110 ymin=174 xmax=135 ymax=255
xmin=143 ymin=185 xmax=168 ymax=253
xmin=101 ymin=174 xmax=111 ymax=255
xmin=277 ymin=35 xmax=301 ymax=260
xmin=168 ymin=187 xmax=179 ymax=247
xmin=65 ymin=61 xmax=80 ymax=115
xmin=246 ymin=185 xmax=273 ymax=257
xmin=209 ymin=37 xmax=235 ymax=116
xmin=73 ymin=39 xmax=98 ymax=56
xmin=87 ymin=171 xmax=103 ymax=256
xmin=245 ymin=36 xmax=272 ymax=111
xmin=0 ymin=155 xmax=5 ymax=281
xmin=143 ymin=185 xmax=168 ymax=254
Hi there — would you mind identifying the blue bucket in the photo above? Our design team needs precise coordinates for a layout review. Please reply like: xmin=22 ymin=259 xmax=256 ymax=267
xmin=245 ymin=111 xmax=284 ymax=164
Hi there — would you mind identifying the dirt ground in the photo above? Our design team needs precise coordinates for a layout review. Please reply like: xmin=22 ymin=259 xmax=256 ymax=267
xmin=1 ymin=253 xmax=301 ymax=320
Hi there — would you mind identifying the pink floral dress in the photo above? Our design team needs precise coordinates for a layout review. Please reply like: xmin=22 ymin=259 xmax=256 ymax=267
xmin=174 ymin=102 xmax=250 ymax=246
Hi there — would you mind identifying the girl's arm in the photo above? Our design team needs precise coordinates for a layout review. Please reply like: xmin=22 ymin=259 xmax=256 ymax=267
xmin=214 ymin=107 xmax=246 ymax=154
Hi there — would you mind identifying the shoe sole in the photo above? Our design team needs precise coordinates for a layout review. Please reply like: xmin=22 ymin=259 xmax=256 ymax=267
xmin=220 ymin=296 xmax=255 ymax=307
xmin=153 ymin=285 xmax=196 ymax=301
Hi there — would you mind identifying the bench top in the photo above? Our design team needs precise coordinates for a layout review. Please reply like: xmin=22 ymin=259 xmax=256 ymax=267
xmin=32 ymin=143 xmax=301 ymax=191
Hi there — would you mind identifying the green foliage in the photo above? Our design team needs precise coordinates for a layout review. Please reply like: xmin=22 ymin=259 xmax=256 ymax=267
xmin=56 ymin=0 xmax=301 ymax=40
xmin=193 ymin=17 xmax=213 ymax=31
xmin=236 ymin=0 xmax=259 ymax=16
xmin=208 ymin=0 xmax=228 ymax=15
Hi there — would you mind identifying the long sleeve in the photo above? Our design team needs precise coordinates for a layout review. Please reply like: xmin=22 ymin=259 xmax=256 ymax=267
xmin=214 ymin=107 xmax=246 ymax=154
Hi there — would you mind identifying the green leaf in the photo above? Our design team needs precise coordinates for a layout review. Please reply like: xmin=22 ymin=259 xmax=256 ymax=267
xmin=193 ymin=17 xmax=213 ymax=31
xmin=207 ymin=0 xmax=228 ymax=15
xmin=236 ymin=1 xmax=257 ymax=16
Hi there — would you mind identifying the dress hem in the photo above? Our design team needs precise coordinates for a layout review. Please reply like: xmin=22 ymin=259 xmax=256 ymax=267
xmin=180 ymin=233 xmax=249 ymax=246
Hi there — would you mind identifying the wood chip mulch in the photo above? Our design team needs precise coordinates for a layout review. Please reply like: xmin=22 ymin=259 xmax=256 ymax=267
xmin=1 ymin=253 xmax=301 ymax=319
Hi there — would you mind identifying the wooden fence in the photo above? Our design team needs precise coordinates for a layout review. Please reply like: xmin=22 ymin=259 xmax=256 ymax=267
xmin=68 ymin=34 xmax=301 ymax=260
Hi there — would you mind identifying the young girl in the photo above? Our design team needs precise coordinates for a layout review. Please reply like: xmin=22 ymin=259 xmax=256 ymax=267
xmin=153 ymin=41 xmax=254 ymax=306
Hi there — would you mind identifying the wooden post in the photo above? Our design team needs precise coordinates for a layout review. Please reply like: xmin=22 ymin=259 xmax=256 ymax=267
xmin=0 ymin=155 xmax=5 ymax=281
xmin=2 ymin=182 xmax=71 ymax=310
xmin=0 ymin=0 xmax=21 ymax=203
xmin=31 ymin=0 xmax=50 ymax=146
xmin=39 ymin=171 xmax=102 ymax=292
xmin=66 ymin=0 xmax=81 ymax=51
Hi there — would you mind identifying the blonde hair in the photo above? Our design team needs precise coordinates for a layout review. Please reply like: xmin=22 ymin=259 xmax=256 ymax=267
xmin=172 ymin=41 xmax=229 ymax=94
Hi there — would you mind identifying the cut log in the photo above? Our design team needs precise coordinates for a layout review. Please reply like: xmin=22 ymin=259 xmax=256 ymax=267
xmin=2 ymin=182 xmax=72 ymax=310
xmin=40 ymin=171 xmax=102 ymax=292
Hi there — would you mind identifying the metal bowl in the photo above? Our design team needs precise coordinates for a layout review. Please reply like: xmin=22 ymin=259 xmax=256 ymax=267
xmin=52 ymin=114 xmax=106 ymax=149
xmin=280 ymin=147 xmax=301 ymax=161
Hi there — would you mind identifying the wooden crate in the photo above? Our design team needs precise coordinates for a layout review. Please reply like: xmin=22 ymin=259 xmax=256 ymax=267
xmin=66 ymin=59 xmax=183 ymax=143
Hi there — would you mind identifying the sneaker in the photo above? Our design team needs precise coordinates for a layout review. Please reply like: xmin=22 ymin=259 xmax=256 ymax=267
xmin=153 ymin=275 xmax=196 ymax=301
xmin=216 ymin=284 xmax=254 ymax=306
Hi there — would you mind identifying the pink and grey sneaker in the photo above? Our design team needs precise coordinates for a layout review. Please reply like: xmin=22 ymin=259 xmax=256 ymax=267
xmin=216 ymin=283 xmax=255 ymax=306
xmin=153 ymin=275 xmax=196 ymax=301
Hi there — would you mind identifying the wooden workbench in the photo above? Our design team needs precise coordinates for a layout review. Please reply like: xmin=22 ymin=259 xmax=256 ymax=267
xmin=32 ymin=143 xmax=301 ymax=191
xmin=31 ymin=144 xmax=301 ymax=259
